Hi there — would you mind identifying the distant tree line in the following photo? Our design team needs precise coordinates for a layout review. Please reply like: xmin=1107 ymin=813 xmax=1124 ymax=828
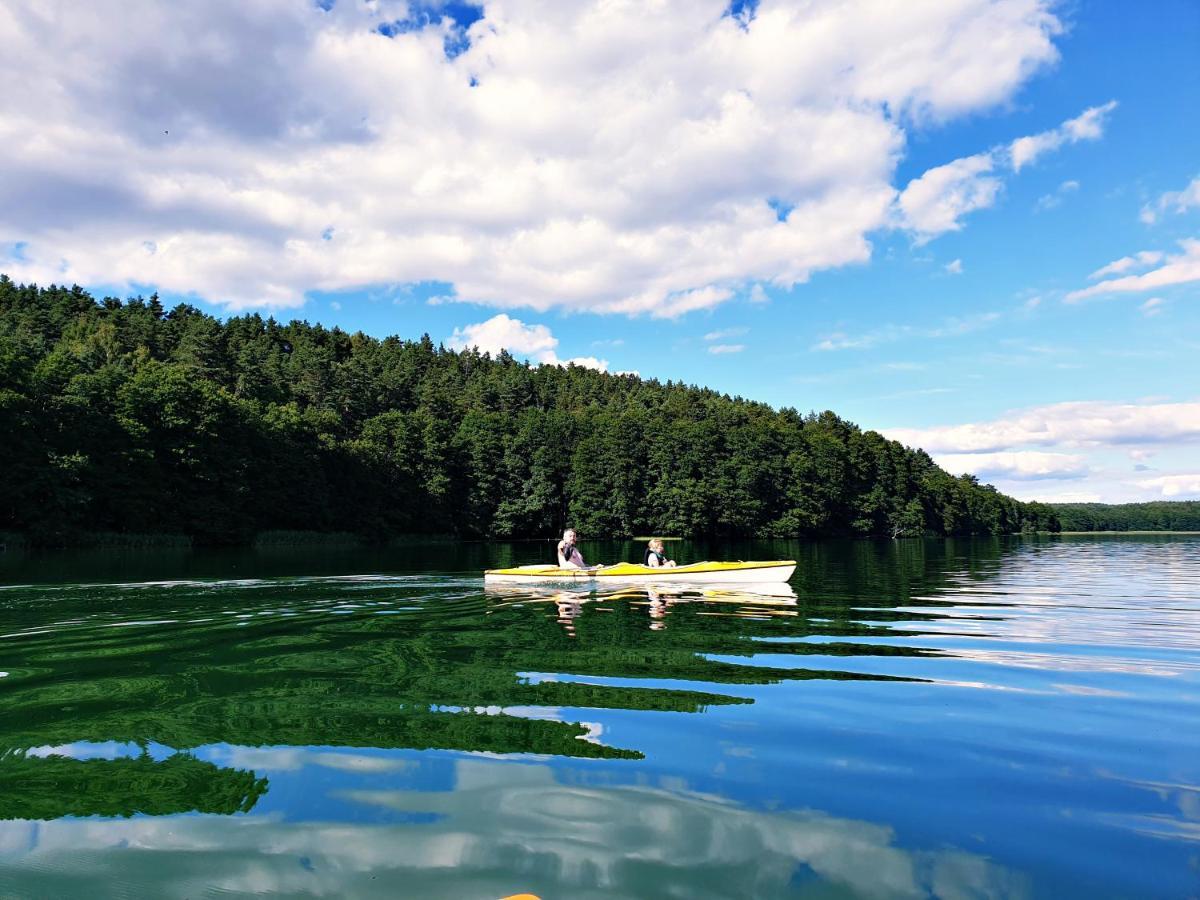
xmin=1052 ymin=501 xmax=1200 ymax=532
xmin=0 ymin=278 xmax=1059 ymax=546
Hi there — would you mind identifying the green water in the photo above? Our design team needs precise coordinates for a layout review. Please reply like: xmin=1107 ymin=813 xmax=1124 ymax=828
xmin=0 ymin=537 xmax=1197 ymax=898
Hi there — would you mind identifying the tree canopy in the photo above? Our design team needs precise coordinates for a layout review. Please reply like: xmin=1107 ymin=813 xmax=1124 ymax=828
xmin=0 ymin=278 xmax=1059 ymax=545
xmin=1052 ymin=501 xmax=1200 ymax=532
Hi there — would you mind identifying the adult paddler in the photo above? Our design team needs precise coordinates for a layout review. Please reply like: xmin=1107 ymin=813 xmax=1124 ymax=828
xmin=557 ymin=528 xmax=588 ymax=569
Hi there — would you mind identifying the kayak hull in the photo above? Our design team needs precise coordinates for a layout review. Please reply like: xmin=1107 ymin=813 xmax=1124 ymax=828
xmin=483 ymin=560 xmax=796 ymax=585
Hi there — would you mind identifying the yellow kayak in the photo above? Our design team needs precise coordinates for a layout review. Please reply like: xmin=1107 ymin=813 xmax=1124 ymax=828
xmin=483 ymin=559 xmax=796 ymax=584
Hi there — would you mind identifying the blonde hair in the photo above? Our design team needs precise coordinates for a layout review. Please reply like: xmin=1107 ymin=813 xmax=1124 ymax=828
xmin=648 ymin=538 xmax=664 ymax=551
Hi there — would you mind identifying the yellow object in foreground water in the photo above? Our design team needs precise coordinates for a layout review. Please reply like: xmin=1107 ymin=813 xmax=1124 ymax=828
xmin=484 ymin=559 xmax=796 ymax=584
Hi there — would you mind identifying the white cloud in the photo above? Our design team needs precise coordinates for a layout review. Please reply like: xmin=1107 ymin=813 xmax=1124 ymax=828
xmin=1067 ymin=238 xmax=1200 ymax=302
xmin=1026 ymin=490 xmax=1102 ymax=503
xmin=1140 ymin=174 xmax=1200 ymax=224
xmin=0 ymin=0 xmax=1064 ymax=315
xmin=897 ymin=102 xmax=1113 ymax=241
xmin=1009 ymin=101 xmax=1117 ymax=172
xmin=560 ymin=355 xmax=610 ymax=371
xmin=1034 ymin=178 xmax=1079 ymax=211
xmin=885 ymin=400 xmax=1200 ymax=453
xmin=707 ymin=343 xmax=745 ymax=354
xmin=1136 ymin=473 xmax=1200 ymax=498
xmin=944 ymin=258 xmax=964 ymax=274
xmin=935 ymin=450 xmax=1088 ymax=480
xmin=812 ymin=311 xmax=1000 ymax=351
xmin=703 ymin=327 xmax=748 ymax=341
xmin=446 ymin=313 xmax=609 ymax=371
xmin=1140 ymin=297 xmax=1164 ymax=317
xmin=1087 ymin=250 xmax=1165 ymax=280
xmin=447 ymin=314 xmax=558 ymax=358
xmin=886 ymin=398 xmax=1200 ymax=502
xmin=747 ymin=284 xmax=769 ymax=304
xmin=897 ymin=153 xmax=1001 ymax=242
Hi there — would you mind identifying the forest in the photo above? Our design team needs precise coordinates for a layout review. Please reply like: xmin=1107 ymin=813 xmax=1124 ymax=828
xmin=0 ymin=278 xmax=1059 ymax=546
xmin=1052 ymin=501 xmax=1200 ymax=532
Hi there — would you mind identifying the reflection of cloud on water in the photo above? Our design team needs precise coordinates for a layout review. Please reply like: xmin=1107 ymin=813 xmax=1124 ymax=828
xmin=0 ymin=758 xmax=1028 ymax=899
xmin=24 ymin=741 xmax=142 ymax=761
xmin=941 ymin=648 xmax=1195 ymax=679
xmin=208 ymin=745 xmax=417 ymax=774
xmin=1094 ymin=772 xmax=1200 ymax=828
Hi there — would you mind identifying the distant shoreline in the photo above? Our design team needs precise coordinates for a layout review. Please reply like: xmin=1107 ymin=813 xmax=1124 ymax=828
xmin=1054 ymin=530 xmax=1200 ymax=535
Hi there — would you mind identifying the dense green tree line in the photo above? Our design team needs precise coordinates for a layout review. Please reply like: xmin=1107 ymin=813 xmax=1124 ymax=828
xmin=0 ymin=278 xmax=1058 ymax=545
xmin=1052 ymin=501 xmax=1200 ymax=532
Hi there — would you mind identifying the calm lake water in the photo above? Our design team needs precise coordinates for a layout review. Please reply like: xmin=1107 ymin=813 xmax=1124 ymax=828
xmin=0 ymin=536 xmax=1197 ymax=899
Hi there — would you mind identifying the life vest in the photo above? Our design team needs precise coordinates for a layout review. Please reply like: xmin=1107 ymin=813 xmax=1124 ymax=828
xmin=644 ymin=549 xmax=666 ymax=566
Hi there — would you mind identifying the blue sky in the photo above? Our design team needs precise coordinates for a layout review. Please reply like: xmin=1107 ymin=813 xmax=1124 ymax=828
xmin=2 ymin=0 xmax=1198 ymax=501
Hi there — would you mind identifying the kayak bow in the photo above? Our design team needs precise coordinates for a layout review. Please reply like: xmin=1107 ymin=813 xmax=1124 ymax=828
xmin=483 ymin=559 xmax=796 ymax=584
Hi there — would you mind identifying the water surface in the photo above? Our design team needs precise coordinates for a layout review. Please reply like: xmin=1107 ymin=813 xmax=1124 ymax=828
xmin=0 ymin=537 xmax=1197 ymax=898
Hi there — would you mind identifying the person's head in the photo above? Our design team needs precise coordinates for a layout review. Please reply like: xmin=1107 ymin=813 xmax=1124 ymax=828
xmin=648 ymin=538 xmax=664 ymax=553
xmin=562 ymin=529 xmax=577 ymax=543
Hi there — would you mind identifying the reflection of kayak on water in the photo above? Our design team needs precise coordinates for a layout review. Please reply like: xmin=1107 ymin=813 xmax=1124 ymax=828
xmin=484 ymin=582 xmax=798 ymax=632
xmin=483 ymin=559 xmax=796 ymax=585
xmin=484 ymin=581 xmax=798 ymax=604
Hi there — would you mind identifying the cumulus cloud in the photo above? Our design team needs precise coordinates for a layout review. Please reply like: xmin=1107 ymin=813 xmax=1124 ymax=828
xmin=1140 ymin=174 xmax=1200 ymax=224
xmin=887 ymin=399 xmax=1200 ymax=502
xmin=884 ymin=400 xmax=1200 ymax=454
xmin=1067 ymin=239 xmax=1200 ymax=303
xmin=897 ymin=153 xmax=1002 ymax=242
xmin=447 ymin=313 xmax=609 ymax=370
xmin=0 ymin=0 xmax=1065 ymax=315
xmin=1136 ymin=473 xmax=1200 ymax=498
xmin=935 ymin=450 xmax=1088 ymax=481
xmin=447 ymin=314 xmax=557 ymax=358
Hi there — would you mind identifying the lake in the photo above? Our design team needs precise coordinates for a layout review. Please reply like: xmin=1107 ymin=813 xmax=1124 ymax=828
xmin=0 ymin=536 xmax=1196 ymax=899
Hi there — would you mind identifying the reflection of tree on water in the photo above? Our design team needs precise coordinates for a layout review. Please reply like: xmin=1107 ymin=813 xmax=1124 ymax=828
xmin=0 ymin=751 xmax=267 ymax=820
xmin=2 ymin=578 xmax=942 ymax=763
